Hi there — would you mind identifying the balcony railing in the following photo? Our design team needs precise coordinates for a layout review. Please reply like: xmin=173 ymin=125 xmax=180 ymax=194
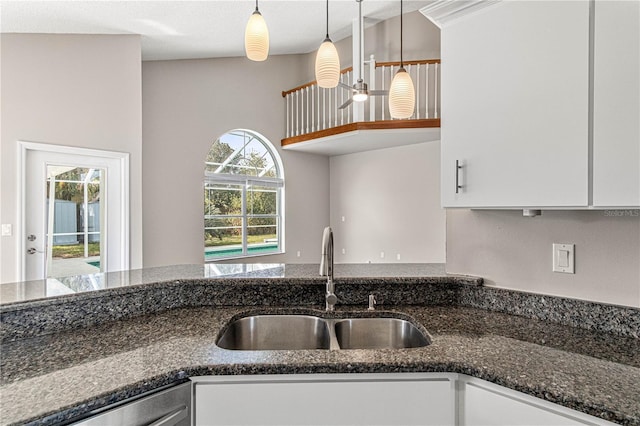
xmin=282 ymin=56 xmax=441 ymax=141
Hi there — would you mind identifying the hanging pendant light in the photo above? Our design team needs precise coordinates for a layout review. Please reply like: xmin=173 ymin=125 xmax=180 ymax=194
xmin=315 ymin=0 xmax=340 ymax=88
xmin=389 ymin=0 xmax=415 ymax=119
xmin=245 ymin=0 xmax=269 ymax=62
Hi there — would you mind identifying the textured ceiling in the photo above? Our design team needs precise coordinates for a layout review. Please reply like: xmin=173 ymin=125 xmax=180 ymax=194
xmin=0 ymin=1 xmax=430 ymax=60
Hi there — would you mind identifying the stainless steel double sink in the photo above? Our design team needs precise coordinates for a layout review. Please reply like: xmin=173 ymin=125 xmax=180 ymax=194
xmin=216 ymin=314 xmax=431 ymax=350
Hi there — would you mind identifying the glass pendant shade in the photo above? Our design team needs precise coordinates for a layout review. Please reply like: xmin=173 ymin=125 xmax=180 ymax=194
xmin=389 ymin=67 xmax=415 ymax=119
xmin=315 ymin=39 xmax=340 ymax=88
xmin=245 ymin=11 xmax=269 ymax=62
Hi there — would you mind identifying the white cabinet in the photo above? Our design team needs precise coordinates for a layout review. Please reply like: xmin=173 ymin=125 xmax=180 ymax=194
xmin=192 ymin=373 xmax=456 ymax=425
xmin=439 ymin=0 xmax=640 ymax=209
xmin=458 ymin=377 xmax=614 ymax=426
xmin=592 ymin=0 xmax=640 ymax=207
xmin=192 ymin=373 xmax=619 ymax=426
xmin=440 ymin=1 xmax=590 ymax=208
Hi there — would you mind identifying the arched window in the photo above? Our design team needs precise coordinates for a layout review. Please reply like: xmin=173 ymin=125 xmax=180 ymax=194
xmin=204 ymin=130 xmax=284 ymax=261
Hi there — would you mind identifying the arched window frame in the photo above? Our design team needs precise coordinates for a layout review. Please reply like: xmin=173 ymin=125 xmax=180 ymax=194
xmin=204 ymin=129 xmax=284 ymax=261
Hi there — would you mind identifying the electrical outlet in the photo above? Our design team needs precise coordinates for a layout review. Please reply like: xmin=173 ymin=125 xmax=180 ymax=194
xmin=341 ymin=248 xmax=346 ymax=255
xmin=296 ymin=250 xmax=301 ymax=257
xmin=552 ymin=243 xmax=574 ymax=274
xmin=380 ymin=251 xmax=385 ymax=259
xmin=396 ymin=254 xmax=401 ymax=261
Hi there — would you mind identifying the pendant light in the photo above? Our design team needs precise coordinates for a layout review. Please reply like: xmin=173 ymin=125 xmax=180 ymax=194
xmin=388 ymin=0 xmax=415 ymax=119
xmin=315 ymin=0 xmax=340 ymax=88
xmin=245 ymin=0 xmax=269 ymax=62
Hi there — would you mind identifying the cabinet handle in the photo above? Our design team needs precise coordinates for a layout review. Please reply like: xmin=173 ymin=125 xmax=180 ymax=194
xmin=455 ymin=160 xmax=463 ymax=194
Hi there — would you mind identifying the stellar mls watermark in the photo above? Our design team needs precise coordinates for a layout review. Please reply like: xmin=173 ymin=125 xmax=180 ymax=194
xmin=603 ymin=210 xmax=639 ymax=217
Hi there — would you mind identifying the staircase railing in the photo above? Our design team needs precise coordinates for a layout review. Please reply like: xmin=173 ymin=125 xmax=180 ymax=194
xmin=282 ymin=55 xmax=440 ymax=139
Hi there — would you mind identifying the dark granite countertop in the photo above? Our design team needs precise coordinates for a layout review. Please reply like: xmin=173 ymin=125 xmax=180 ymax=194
xmin=0 ymin=264 xmax=453 ymax=306
xmin=0 ymin=264 xmax=638 ymax=425
xmin=1 ymin=304 xmax=639 ymax=426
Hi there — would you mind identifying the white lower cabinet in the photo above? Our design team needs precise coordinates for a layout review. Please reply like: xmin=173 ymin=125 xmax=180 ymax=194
xmin=192 ymin=373 xmax=456 ymax=426
xmin=459 ymin=377 xmax=616 ymax=426
xmin=192 ymin=373 xmax=617 ymax=426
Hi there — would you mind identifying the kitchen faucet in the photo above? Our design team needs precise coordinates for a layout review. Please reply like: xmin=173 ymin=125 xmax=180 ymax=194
xmin=320 ymin=226 xmax=337 ymax=311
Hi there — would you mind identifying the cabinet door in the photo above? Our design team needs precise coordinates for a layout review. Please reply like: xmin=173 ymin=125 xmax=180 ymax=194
xmin=194 ymin=374 xmax=455 ymax=425
xmin=441 ymin=1 xmax=589 ymax=208
xmin=592 ymin=0 xmax=640 ymax=207
xmin=460 ymin=378 xmax=617 ymax=426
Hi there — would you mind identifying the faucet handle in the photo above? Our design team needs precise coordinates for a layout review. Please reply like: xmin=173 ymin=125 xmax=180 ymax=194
xmin=367 ymin=294 xmax=376 ymax=311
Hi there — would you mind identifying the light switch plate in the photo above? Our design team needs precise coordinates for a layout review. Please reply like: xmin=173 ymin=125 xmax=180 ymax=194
xmin=552 ymin=243 xmax=575 ymax=274
xmin=1 ymin=224 xmax=11 ymax=237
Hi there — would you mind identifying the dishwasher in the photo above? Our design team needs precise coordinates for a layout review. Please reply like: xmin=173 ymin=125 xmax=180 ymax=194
xmin=70 ymin=382 xmax=191 ymax=426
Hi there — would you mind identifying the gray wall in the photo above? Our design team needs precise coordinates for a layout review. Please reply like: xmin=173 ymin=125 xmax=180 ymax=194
xmin=330 ymin=142 xmax=445 ymax=264
xmin=447 ymin=210 xmax=640 ymax=308
xmin=0 ymin=34 xmax=143 ymax=283
xmin=142 ymin=55 xmax=330 ymax=266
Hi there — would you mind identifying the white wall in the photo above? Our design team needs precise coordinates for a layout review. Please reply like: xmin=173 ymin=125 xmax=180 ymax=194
xmin=142 ymin=55 xmax=330 ymax=266
xmin=447 ymin=210 xmax=640 ymax=308
xmin=330 ymin=142 xmax=445 ymax=263
xmin=0 ymin=34 xmax=143 ymax=283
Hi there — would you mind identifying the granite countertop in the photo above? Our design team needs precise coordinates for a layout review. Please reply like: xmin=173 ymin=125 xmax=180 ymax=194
xmin=0 ymin=264 xmax=638 ymax=425
xmin=0 ymin=263 xmax=452 ymax=306
xmin=1 ymin=304 xmax=639 ymax=426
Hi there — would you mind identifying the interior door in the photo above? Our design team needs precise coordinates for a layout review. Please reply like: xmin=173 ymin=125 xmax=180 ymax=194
xmin=22 ymin=143 xmax=129 ymax=281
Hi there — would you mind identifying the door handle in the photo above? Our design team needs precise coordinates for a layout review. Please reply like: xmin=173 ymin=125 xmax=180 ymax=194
xmin=455 ymin=160 xmax=463 ymax=194
xmin=27 ymin=248 xmax=45 ymax=255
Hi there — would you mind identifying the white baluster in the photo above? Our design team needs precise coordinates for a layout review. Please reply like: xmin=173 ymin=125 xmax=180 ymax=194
xmin=286 ymin=94 xmax=290 ymax=138
xmin=302 ymin=88 xmax=306 ymax=135
xmin=425 ymin=64 xmax=430 ymax=119
xmin=333 ymin=86 xmax=340 ymax=127
xmin=434 ymin=62 xmax=439 ymax=119
xmin=311 ymin=85 xmax=315 ymax=133
xmin=416 ymin=64 xmax=421 ymax=119
xmin=306 ymin=87 xmax=310 ymax=134
xmin=369 ymin=54 xmax=376 ymax=122
xmin=380 ymin=67 xmax=389 ymax=120
xmin=296 ymin=90 xmax=302 ymax=136
xmin=322 ymin=88 xmax=326 ymax=130
xmin=340 ymin=73 xmax=344 ymax=125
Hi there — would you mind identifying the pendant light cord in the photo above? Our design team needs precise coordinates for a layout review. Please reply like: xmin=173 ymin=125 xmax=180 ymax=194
xmin=255 ymin=0 xmax=259 ymax=13
xmin=400 ymin=0 xmax=404 ymax=67
xmin=358 ymin=0 xmax=363 ymax=81
xmin=325 ymin=0 xmax=330 ymax=39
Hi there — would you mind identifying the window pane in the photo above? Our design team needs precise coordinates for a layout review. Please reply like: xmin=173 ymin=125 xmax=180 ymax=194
xmin=204 ymin=184 xmax=242 ymax=216
xmin=205 ymin=217 xmax=243 ymax=261
xmin=247 ymin=185 xmax=277 ymax=215
xmin=247 ymin=217 xmax=278 ymax=254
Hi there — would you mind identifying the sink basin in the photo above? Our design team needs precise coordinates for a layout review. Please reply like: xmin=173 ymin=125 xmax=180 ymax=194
xmin=216 ymin=314 xmax=430 ymax=350
xmin=334 ymin=318 xmax=430 ymax=349
xmin=217 ymin=315 xmax=331 ymax=350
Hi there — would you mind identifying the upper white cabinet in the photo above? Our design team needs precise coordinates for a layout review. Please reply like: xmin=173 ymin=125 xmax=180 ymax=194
xmin=437 ymin=0 xmax=639 ymax=208
xmin=592 ymin=0 xmax=640 ymax=207
xmin=440 ymin=1 xmax=590 ymax=208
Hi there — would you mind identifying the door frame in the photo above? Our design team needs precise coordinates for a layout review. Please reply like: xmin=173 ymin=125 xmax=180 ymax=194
xmin=17 ymin=141 xmax=130 ymax=281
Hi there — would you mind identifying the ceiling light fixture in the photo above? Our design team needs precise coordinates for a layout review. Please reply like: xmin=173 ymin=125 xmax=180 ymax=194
xmin=315 ymin=0 xmax=340 ymax=88
xmin=388 ymin=0 xmax=415 ymax=119
xmin=245 ymin=0 xmax=269 ymax=62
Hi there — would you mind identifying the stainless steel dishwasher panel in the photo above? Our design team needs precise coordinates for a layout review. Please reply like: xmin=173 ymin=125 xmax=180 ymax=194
xmin=70 ymin=382 xmax=191 ymax=426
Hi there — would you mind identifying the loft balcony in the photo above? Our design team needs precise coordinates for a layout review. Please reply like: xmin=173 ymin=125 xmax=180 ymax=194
xmin=281 ymin=55 xmax=441 ymax=156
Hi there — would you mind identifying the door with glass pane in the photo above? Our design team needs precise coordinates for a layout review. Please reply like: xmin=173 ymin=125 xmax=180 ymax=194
xmin=22 ymin=143 xmax=129 ymax=281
